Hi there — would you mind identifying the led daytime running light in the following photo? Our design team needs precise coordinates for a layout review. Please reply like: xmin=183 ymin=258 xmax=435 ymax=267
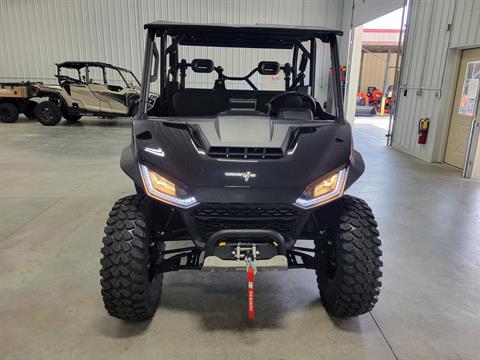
xmin=294 ymin=168 xmax=348 ymax=209
xmin=139 ymin=164 xmax=198 ymax=208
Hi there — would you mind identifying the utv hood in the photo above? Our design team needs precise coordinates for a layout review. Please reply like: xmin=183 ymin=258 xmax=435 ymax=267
xmin=121 ymin=116 xmax=364 ymax=204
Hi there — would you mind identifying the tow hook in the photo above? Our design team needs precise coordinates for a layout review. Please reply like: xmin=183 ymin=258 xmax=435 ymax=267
xmin=234 ymin=243 xmax=258 ymax=260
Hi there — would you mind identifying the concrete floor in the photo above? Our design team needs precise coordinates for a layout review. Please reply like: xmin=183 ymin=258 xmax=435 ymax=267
xmin=1 ymin=116 xmax=479 ymax=360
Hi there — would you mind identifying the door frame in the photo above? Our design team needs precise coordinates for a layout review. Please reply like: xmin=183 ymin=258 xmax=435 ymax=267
xmin=436 ymin=49 xmax=462 ymax=164
xmin=440 ymin=47 xmax=480 ymax=177
xmin=462 ymin=89 xmax=480 ymax=178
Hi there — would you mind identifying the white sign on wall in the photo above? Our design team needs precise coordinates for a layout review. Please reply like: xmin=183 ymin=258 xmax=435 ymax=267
xmin=459 ymin=61 xmax=480 ymax=117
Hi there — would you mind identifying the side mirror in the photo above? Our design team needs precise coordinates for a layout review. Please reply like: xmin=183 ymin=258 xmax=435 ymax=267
xmin=258 ymin=61 xmax=280 ymax=75
xmin=191 ymin=59 xmax=214 ymax=73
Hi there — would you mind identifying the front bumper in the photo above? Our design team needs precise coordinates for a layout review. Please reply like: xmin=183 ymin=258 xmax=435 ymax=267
xmin=201 ymin=229 xmax=289 ymax=271
xmin=181 ymin=202 xmax=311 ymax=248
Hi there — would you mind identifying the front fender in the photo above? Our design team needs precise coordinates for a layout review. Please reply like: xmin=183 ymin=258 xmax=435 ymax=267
xmin=345 ymin=149 xmax=365 ymax=190
xmin=120 ymin=144 xmax=143 ymax=189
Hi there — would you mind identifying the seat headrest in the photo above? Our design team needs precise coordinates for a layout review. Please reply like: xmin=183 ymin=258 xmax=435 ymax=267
xmin=191 ymin=59 xmax=214 ymax=73
xmin=258 ymin=61 xmax=280 ymax=75
xmin=280 ymin=95 xmax=303 ymax=108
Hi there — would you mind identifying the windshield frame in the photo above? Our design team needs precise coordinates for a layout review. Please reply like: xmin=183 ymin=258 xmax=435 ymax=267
xmin=138 ymin=28 xmax=345 ymax=123
xmin=57 ymin=63 xmax=140 ymax=89
xmin=117 ymin=68 xmax=141 ymax=88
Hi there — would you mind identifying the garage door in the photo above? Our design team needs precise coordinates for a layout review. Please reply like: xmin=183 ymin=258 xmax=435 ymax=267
xmin=444 ymin=48 xmax=480 ymax=169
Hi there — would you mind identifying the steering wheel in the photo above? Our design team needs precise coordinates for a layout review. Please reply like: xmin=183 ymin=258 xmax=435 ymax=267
xmin=267 ymin=91 xmax=316 ymax=115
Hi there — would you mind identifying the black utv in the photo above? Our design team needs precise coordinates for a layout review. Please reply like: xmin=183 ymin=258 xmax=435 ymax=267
xmin=100 ymin=21 xmax=382 ymax=321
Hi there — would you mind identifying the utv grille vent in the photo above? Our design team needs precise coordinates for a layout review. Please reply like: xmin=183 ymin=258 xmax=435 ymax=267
xmin=194 ymin=205 xmax=299 ymax=218
xmin=208 ymin=147 xmax=283 ymax=159
xmin=191 ymin=204 xmax=299 ymax=240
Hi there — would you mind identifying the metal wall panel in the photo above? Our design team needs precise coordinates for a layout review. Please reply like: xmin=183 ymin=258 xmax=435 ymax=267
xmin=0 ymin=0 xmax=343 ymax=102
xmin=0 ymin=0 xmax=144 ymax=83
xmin=450 ymin=0 xmax=480 ymax=48
xmin=392 ymin=0 xmax=461 ymax=161
xmin=392 ymin=0 xmax=480 ymax=162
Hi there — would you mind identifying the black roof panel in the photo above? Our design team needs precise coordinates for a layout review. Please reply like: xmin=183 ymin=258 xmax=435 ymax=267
xmin=56 ymin=61 xmax=130 ymax=72
xmin=144 ymin=21 xmax=342 ymax=48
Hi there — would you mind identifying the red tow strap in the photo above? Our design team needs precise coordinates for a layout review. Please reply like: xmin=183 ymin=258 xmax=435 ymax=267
xmin=247 ymin=266 xmax=255 ymax=319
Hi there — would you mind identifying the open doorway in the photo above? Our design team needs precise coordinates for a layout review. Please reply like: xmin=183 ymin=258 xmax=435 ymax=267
xmin=349 ymin=6 xmax=408 ymax=143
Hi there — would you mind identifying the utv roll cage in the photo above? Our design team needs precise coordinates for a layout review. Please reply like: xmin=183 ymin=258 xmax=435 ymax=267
xmin=138 ymin=21 xmax=344 ymax=121
xmin=55 ymin=61 xmax=141 ymax=88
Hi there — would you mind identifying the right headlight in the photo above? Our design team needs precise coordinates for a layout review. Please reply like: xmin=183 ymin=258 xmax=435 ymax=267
xmin=139 ymin=164 xmax=198 ymax=209
xmin=294 ymin=167 xmax=348 ymax=209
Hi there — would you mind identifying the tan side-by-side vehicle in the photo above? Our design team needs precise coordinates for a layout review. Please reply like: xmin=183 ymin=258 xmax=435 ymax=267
xmin=0 ymin=82 xmax=39 ymax=123
xmin=35 ymin=62 xmax=142 ymax=125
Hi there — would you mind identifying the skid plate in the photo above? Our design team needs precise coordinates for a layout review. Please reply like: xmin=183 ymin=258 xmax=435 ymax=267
xmin=201 ymin=255 xmax=288 ymax=272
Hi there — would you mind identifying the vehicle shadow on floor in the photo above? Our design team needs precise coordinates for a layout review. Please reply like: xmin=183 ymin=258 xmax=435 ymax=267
xmin=10 ymin=116 xmax=37 ymax=124
xmin=95 ymin=272 xmax=364 ymax=337
xmin=328 ymin=313 xmax=365 ymax=333
xmin=159 ymin=271 xmax=361 ymax=332
xmin=8 ymin=116 xmax=132 ymax=128
xmin=61 ymin=118 xmax=133 ymax=128
xmin=96 ymin=318 xmax=153 ymax=339
xmin=159 ymin=275 xmax=291 ymax=330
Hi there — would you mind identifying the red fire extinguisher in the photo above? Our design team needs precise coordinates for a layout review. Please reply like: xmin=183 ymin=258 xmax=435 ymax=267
xmin=418 ymin=118 xmax=430 ymax=144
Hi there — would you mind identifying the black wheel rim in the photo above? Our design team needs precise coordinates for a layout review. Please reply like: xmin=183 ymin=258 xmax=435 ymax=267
xmin=0 ymin=109 xmax=10 ymax=120
xmin=40 ymin=106 xmax=55 ymax=122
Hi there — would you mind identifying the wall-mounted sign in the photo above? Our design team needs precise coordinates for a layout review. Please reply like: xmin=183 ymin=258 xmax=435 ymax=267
xmin=459 ymin=61 xmax=480 ymax=117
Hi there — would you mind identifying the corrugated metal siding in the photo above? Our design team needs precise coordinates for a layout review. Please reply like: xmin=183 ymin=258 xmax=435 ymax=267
xmin=0 ymin=0 xmax=144 ymax=84
xmin=450 ymin=0 xmax=480 ymax=48
xmin=0 ymin=0 xmax=343 ymax=101
xmin=392 ymin=0 xmax=480 ymax=162
xmin=392 ymin=0 xmax=457 ymax=161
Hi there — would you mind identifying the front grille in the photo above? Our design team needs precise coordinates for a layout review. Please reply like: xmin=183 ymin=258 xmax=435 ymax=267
xmin=191 ymin=204 xmax=300 ymax=240
xmin=208 ymin=146 xmax=283 ymax=159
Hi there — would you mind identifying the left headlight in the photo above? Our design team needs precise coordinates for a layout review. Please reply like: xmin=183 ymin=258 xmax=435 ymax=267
xmin=294 ymin=167 xmax=348 ymax=209
xmin=139 ymin=164 xmax=198 ymax=208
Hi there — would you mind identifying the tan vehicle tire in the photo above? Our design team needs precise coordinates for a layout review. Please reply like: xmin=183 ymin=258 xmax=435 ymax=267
xmin=36 ymin=101 xmax=62 ymax=126
xmin=23 ymin=100 xmax=37 ymax=119
xmin=0 ymin=102 xmax=19 ymax=123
